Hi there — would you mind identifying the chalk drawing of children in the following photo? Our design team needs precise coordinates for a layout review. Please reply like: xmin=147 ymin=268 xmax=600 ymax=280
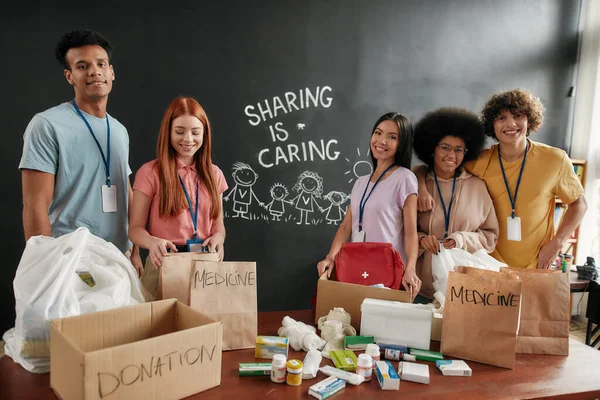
xmin=266 ymin=183 xmax=293 ymax=221
xmin=224 ymin=162 xmax=264 ymax=219
xmin=322 ymin=191 xmax=349 ymax=225
xmin=290 ymin=171 xmax=324 ymax=225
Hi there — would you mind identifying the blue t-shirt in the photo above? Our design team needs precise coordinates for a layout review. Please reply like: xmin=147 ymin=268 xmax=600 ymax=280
xmin=19 ymin=102 xmax=132 ymax=252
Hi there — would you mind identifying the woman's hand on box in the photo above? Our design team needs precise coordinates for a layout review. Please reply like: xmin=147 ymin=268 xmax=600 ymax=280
xmin=402 ymin=267 xmax=422 ymax=301
xmin=317 ymin=256 xmax=335 ymax=277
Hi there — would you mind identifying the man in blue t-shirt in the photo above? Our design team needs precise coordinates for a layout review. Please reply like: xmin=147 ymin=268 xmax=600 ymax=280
xmin=19 ymin=29 xmax=142 ymax=275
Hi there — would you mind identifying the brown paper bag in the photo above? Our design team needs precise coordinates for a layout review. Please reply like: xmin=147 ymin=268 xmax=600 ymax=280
xmin=159 ymin=252 xmax=219 ymax=302
xmin=501 ymin=268 xmax=569 ymax=355
xmin=190 ymin=260 xmax=257 ymax=350
xmin=441 ymin=267 xmax=522 ymax=369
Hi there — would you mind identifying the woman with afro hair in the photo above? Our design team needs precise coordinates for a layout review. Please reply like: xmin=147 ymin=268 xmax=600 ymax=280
xmin=413 ymin=107 xmax=499 ymax=302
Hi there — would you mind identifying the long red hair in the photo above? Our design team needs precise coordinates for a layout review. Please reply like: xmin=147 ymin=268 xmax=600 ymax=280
xmin=157 ymin=97 xmax=221 ymax=220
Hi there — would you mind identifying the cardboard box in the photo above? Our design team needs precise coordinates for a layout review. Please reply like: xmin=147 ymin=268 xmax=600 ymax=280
xmin=315 ymin=272 xmax=411 ymax=331
xmin=50 ymin=299 xmax=222 ymax=400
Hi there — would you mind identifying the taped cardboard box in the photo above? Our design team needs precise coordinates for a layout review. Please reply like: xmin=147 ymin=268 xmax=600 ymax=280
xmin=315 ymin=271 xmax=411 ymax=331
xmin=50 ymin=299 xmax=222 ymax=400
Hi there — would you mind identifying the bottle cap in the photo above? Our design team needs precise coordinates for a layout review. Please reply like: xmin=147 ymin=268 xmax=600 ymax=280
xmin=357 ymin=353 xmax=373 ymax=366
xmin=286 ymin=359 xmax=303 ymax=371
xmin=365 ymin=343 xmax=380 ymax=356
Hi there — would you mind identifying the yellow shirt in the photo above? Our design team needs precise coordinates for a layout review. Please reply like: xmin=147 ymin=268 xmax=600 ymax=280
xmin=464 ymin=140 xmax=583 ymax=269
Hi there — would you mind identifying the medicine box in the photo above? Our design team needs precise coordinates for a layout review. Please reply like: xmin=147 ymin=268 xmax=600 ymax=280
xmin=255 ymin=336 xmax=289 ymax=359
xmin=436 ymin=360 xmax=472 ymax=376
xmin=375 ymin=361 xmax=400 ymax=390
xmin=329 ymin=349 xmax=358 ymax=372
xmin=399 ymin=361 xmax=430 ymax=384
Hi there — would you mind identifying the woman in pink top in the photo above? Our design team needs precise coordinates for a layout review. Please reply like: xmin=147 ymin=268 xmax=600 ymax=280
xmin=317 ymin=113 xmax=421 ymax=299
xmin=412 ymin=107 xmax=498 ymax=303
xmin=129 ymin=97 xmax=228 ymax=297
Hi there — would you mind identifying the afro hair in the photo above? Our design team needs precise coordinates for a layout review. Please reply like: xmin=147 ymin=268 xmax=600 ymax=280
xmin=413 ymin=107 xmax=485 ymax=169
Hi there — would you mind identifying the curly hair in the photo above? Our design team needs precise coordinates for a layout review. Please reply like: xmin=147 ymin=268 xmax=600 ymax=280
xmin=413 ymin=107 xmax=485 ymax=170
xmin=55 ymin=29 xmax=113 ymax=70
xmin=293 ymin=171 xmax=323 ymax=198
xmin=481 ymin=89 xmax=544 ymax=140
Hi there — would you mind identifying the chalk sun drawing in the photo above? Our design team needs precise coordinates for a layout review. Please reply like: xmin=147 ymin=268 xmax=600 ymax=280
xmin=344 ymin=147 xmax=373 ymax=183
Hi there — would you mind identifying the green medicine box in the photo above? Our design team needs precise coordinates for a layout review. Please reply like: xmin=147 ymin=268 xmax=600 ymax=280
xmin=329 ymin=349 xmax=358 ymax=372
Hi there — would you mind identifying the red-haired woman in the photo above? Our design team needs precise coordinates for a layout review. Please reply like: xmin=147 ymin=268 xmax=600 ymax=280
xmin=129 ymin=97 xmax=228 ymax=298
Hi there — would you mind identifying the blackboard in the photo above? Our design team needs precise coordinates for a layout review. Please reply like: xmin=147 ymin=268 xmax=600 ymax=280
xmin=0 ymin=0 xmax=581 ymax=332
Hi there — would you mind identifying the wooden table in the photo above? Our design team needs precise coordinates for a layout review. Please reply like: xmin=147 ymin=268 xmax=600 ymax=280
xmin=2 ymin=310 xmax=600 ymax=400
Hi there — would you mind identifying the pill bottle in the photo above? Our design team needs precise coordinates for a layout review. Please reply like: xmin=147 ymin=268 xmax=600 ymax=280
xmin=271 ymin=354 xmax=287 ymax=383
xmin=356 ymin=353 xmax=373 ymax=382
xmin=365 ymin=343 xmax=380 ymax=364
xmin=286 ymin=359 xmax=303 ymax=386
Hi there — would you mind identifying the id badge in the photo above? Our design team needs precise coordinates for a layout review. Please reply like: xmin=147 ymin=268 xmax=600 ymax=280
xmin=101 ymin=185 xmax=117 ymax=213
xmin=187 ymin=238 xmax=206 ymax=252
xmin=507 ymin=216 xmax=521 ymax=242
xmin=352 ymin=230 xmax=366 ymax=243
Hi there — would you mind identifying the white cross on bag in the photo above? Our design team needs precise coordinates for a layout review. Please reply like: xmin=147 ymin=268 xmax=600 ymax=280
xmin=362 ymin=271 xmax=369 ymax=279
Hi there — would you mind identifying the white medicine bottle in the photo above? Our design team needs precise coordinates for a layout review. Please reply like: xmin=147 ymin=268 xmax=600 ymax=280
xmin=356 ymin=353 xmax=373 ymax=382
xmin=271 ymin=354 xmax=287 ymax=383
xmin=365 ymin=343 xmax=380 ymax=363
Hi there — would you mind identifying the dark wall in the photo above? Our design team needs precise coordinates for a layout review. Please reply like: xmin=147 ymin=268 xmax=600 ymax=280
xmin=0 ymin=0 xmax=581 ymax=333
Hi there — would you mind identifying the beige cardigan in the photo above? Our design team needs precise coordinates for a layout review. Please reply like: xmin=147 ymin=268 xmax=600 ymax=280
xmin=416 ymin=169 xmax=499 ymax=299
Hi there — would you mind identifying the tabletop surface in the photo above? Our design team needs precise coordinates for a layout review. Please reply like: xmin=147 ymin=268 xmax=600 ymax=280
xmin=2 ymin=309 xmax=600 ymax=400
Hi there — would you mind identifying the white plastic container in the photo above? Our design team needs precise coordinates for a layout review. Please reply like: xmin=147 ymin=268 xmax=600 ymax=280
xmin=271 ymin=354 xmax=287 ymax=383
xmin=365 ymin=343 xmax=380 ymax=371
xmin=356 ymin=354 xmax=373 ymax=382
xmin=360 ymin=298 xmax=432 ymax=350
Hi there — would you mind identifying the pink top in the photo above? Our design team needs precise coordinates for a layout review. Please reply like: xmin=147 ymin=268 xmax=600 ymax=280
xmin=133 ymin=159 xmax=228 ymax=245
xmin=350 ymin=166 xmax=418 ymax=263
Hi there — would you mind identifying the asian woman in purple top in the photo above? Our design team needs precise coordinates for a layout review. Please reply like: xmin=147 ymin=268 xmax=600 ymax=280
xmin=317 ymin=113 xmax=421 ymax=299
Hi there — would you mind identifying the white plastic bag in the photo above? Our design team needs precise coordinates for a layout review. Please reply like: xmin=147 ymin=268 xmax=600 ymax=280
xmin=5 ymin=227 xmax=145 ymax=373
xmin=431 ymin=246 xmax=507 ymax=296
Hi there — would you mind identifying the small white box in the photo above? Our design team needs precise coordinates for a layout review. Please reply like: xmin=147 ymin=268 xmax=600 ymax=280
xmin=436 ymin=360 xmax=472 ymax=376
xmin=375 ymin=361 xmax=400 ymax=390
xmin=360 ymin=298 xmax=432 ymax=350
xmin=399 ymin=361 xmax=430 ymax=384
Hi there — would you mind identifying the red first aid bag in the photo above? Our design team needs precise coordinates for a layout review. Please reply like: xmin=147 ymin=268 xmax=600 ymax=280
xmin=334 ymin=242 xmax=404 ymax=289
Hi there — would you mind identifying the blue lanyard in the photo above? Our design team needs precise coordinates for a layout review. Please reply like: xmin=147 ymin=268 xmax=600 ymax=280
xmin=498 ymin=141 xmax=528 ymax=218
xmin=71 ymin=99 xmax=111 ymax=186
xmin=358 ymin=164 xmax=395 ymax=231
xmin=179 ymin=175 xmax=199 ymax=238
xmin=433 ymin=173 xmax=457 ymax=239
